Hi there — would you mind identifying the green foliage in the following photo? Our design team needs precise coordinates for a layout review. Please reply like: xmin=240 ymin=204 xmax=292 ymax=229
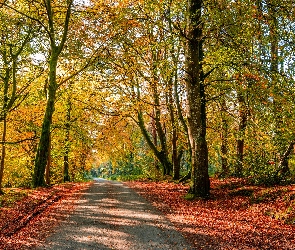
xmin=0 ymin=189 xmax=28 ymax=208
xmin=208 ymin=163 xmax=219 ymax=177
xmin=241 ymin=151 xmax=295 ymax=186
xmin=96 ymin=159 xmax=144 ymax=181
xmin=184 ymin=193 xmax=195 ymax=201
xmin=73 ymin=171 xmax=92 ymax=182
xmin=3 ymin=152 xmax=33 ymax=188
xmin=243 ymin=155 xmax=280 ymax=186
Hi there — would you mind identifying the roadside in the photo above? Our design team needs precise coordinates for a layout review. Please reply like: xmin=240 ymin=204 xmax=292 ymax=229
xmin=0 ymin=182 xmax=90 ymax=250
xmin=1 ymin=177 xmax=294 ymax=249
xmin=128 ymin=179 xmax=295 ymax=249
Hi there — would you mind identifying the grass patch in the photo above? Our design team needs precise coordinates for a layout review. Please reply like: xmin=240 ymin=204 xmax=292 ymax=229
xmin=184 ymin=193 xmax=195 ymax=200
xmin=0 ymin=188 xmax=29 ymax=208
xmin=264 ymin=204 xmax=295 ymax=225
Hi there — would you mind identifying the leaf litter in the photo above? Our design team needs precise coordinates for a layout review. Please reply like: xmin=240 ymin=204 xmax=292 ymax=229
xmin=127 ymin=178 xmax=295 ymax=250
xmin=0 ymin=178 xmax=294 ymax=250
xmin=0 ymin=182 xmax=91 ymax=250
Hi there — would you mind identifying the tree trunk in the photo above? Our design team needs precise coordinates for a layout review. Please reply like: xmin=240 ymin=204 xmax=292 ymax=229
xmin=276 ymin=141 xmax=294 ymax=177
xmin=33 ymin=54 xmax=58 ymax=187
xmin=235 ymin=92 xmax=247 ymax=177
xmin=151 ymin=111 xmax=160 ymax=176
xmin=166 ymin=87 xmax=180 ymax=180
xmin=0 ymin=113 xmax=7 ymax=194
xmin=185 ymin=0 xmax=210 ymax=197
xmin=172 ymin=132 xmax=180 ymax=180
xmin=134 ymin=81 xmax=172 ymax=176
xmin=267 ymin=1 xmax=284 ymax=160
xmin=45 ymin=134 xmax=51 ymax=185
xmin=137 ymin=111 xmax=172 ymax=175
xmin=152 ymin=88 xmax=171 ymax=175
xmin=173 ymin=60 xmax=192 ymax=172
xmin=0 ymin=56 xmax=17 ymax=193
xmin=63 ymin=96 xmax=71 ymax=182
xmin=220 ymin=99 xmax=229 ymax=177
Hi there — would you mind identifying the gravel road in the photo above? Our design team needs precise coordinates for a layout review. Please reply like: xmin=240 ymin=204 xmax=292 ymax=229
xmin=36 ymin=178 xmax=193 ymax=250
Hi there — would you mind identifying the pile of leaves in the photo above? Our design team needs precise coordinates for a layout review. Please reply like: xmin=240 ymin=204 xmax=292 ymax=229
xmin=127 ymin=178 xmax=295 ymax=249
xmin=0 ymin=182 xmax=91 ymax=250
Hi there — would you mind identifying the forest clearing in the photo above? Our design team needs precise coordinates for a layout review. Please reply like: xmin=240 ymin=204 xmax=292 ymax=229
xmin=0 ymin=0 xmax=295 ymax=249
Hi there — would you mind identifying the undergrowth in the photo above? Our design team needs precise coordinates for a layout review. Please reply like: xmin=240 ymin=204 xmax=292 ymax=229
xmin=0 ymin=188 xmax=29 ymax=208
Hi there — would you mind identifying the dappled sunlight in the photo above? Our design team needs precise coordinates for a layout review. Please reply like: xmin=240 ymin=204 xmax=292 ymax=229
xmin=36 ymin=179 xmax=192 ymax=250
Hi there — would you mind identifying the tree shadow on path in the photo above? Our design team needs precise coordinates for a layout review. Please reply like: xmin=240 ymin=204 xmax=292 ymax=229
xmin=36 ymin=178 xmax=193 ymax=250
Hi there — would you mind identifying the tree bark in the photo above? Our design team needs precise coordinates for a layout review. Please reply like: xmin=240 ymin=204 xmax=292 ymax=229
xmin=63 ymin=96 xmax=71 ymax=182
xmin=185 ymin=0 xmax=210 ymax=197
xmin=151 ymin=111 xmax=160 ymax=175
xmin=0 ymin=51 xmax=19 ymax=193
xmin=151 ymin=85 xmax=171 ymax=175
xmin=45 ymin=134 xmax=51 ymax=185
xmin=137 ymin=111 xmax=172 ymax=175
xmin=276 ymin=141 xmax=294 ymax=177
xmin=267 ymin=1 xmax=285 ymax=161
xmin=220 ymin=99 xmax=229 ymax=177
xmin=0 ymin=113 xmax=7 ymax=194
xmin=235 ymin=92 xmax=247 ymax=176
xmin=166 ymin=86 xmax=180 ymax=180
xmin=33 ymin=55 xmax=58 ymax=187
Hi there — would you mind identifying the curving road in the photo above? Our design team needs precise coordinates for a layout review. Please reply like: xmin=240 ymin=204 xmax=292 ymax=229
xmin=36 ymin=178 xmax=193 ymax=250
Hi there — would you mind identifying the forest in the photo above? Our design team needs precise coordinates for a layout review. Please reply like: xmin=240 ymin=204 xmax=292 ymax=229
xmin=0 ymin=0 xmax=294 ymax=196
xmin=0 ymin=0 xmax=295 ymax=248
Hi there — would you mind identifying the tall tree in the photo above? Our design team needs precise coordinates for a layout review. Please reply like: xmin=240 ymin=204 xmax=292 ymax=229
xmin=185 ymin=0 xmax=210 ymax=197
xmin=33 ymin=0 xmax=73 ymax=187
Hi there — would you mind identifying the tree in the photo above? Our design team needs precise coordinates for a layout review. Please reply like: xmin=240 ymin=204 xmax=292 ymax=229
xmin=31 ymin=0 xmax=74 ymax=187
xmin=185 ymin=0 xmax=210 ymax=197
xmin=0 ymin=7 xmax=37 ymax=193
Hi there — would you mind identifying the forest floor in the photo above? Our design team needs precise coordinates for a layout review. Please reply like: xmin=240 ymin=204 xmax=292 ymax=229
xmin=0 ymin=182 xmax=91 ymax=250
xmin=127 ymin=178 xmax=295 ymax=249
xmin=0 ymin=178 xmax=294 ymax=249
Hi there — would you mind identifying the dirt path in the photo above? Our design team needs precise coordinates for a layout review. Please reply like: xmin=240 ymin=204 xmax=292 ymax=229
xmin=36 ymin=178 xmax=192 ymax=250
